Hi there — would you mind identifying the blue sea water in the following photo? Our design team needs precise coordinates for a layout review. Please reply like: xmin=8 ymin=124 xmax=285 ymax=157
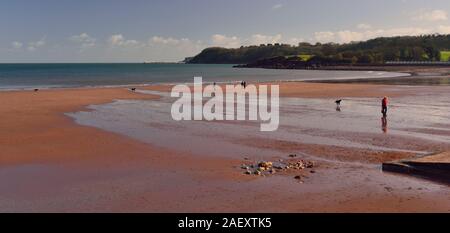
xmin=0 ymin=63 xmax=408 ymax=90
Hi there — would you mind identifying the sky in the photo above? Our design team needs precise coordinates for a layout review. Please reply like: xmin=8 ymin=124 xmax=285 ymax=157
xmin=1 ymin=0 xmax=449 ymax=62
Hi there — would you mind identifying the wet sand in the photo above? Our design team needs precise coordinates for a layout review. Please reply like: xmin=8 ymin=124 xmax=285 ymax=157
xmin=0 ymin=83 xmax=449 ymax=212
xmin=305 ymin=66 xmax=450 ymax=86
xmin=141 ymin=81 xmax=441 ymax=98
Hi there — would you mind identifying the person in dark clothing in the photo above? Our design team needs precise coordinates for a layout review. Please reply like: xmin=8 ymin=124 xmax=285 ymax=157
xmin=381 ymin=96 xmax=388 ymax=117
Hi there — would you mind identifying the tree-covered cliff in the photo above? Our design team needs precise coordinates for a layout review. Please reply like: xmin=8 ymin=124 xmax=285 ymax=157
xmin=187 ymin=34 xmax=450 ymax=64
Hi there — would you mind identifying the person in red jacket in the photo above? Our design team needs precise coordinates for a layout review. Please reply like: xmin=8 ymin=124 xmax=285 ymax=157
xmin=381 ymin=96 xmax=388 ymax=117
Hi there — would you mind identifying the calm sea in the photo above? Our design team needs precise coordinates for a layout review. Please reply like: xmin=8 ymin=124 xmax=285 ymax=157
xmin=0 ymin=63 xmax=408 ymax=90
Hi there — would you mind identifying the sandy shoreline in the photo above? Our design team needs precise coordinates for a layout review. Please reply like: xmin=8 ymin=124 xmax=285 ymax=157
xmin=0 ymin=82 xmax=449 ymax=212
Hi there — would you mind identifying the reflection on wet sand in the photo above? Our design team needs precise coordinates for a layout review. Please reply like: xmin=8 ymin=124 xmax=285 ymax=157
xmin=381 ymin=117 xmax=388 ymax=134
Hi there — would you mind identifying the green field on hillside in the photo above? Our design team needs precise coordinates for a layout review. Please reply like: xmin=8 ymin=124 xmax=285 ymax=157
xmin=441 ymin=51 xmax=450 ymax=61
xmin=298 ymin=55 xmax=313 ymax=61
xmin=284 ymin=55 xmax=313 ymax=61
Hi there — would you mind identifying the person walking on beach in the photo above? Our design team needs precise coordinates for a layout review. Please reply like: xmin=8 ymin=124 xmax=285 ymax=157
xmin=381 ymin=96 xmax=388 ymax=117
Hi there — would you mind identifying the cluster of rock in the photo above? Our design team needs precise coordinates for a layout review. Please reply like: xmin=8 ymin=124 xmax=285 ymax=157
xmin=241 ymin=154 xmax=316 ymax=180
xmin=286 ymin=160 xmax=314 ymax=170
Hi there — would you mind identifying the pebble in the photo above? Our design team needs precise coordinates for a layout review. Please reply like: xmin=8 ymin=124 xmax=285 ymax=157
xmin=258 ymin=161 xmax=273 ymax=169
xmin=239 ymin=157 xmax=316 ymax=179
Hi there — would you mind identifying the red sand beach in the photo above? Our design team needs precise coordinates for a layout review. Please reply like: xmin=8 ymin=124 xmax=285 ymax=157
xmin=0 ymin=83 xmax=449 ymax=212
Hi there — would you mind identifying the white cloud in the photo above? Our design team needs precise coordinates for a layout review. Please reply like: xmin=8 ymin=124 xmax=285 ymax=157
xmin=12 ymin=41 xmax=23 ymax=49
xmin=357 ymin=23 xmax=372 ymax=30
xmin=123 ymin=39 xmax=140 ymax=47
xmin=108 ymin=34 xmax=142 ymax=47
xmin=27 ymin=37 xmax=46 ymax=51
xmin=272 ymin=4 xmax=283 ymax=10
xmin=313 ymin=25 xmax=450 ymax=44
xmin=314 ymin=31 xmax=335 ymax=43
xmin=336 ymin=30 xmax=365 ymax=43
xmin=211 ymin=34 xmax=241 ymax=48
xmin=412 ymin=9 xmax=448 ymax=22
xmin=102 ymin=35 xmax=205 ymax=62
xmin=311 ymin=10 xmax=449 ymax=44
xmin=149 ymin=36 xmax=204 ymax=53
xmin=70 ymin=33 xmax=96 ymax=49
xmin=437 ymin=25 xmax=450 ymax=34
xmin=151 ymin=36 xmax=187 ymax=45
xmin=248 ymin=34 xmax=282 ymax=45
xmin=109 ymin=34 xmax=124 ymax=45
xmin=375 ymin=27 xmax=432 ymax=36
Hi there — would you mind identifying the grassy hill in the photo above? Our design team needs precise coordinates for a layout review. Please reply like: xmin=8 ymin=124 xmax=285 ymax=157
xmin=441 ymin=51 xmax=450 ymax=61
xmin=188 ymin=34 xmax=450 ymax=65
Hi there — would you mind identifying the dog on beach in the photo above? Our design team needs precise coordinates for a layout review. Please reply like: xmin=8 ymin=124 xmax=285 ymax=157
xmin=335 ymin=99 xmax=342 ymax=111
xmin=34 ymin=89 xmax=39 ymax=92
xmin=130 ymin=88 xmax=136 ymax=92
